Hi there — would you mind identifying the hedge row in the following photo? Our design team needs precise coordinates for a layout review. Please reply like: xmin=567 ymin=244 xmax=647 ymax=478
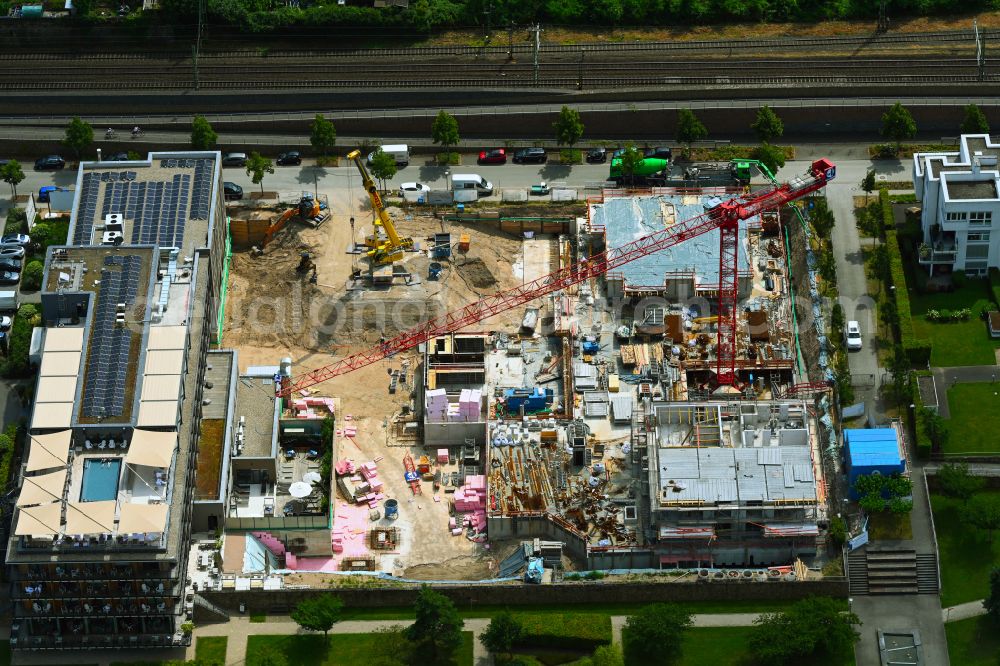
xmin=513 ymin=612 xmax=612 ymax=651
xmin=2 ymin=304 xmax=39 ymax=378
xmin=989 ymin=268 xmax=1000 ymax=307
xmin=911 ymin=373 xmax=933 ymax=459
xmin=881 ymin=190 xmax=931 ymax=365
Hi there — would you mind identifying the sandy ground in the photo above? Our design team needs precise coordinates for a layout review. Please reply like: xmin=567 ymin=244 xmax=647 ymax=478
xmin=221 ymin=188 xmax=559 ymax=578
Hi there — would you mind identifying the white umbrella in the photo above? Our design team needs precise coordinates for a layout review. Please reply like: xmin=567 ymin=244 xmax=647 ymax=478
xmin=289 ymin=482 xmax=312 ymax=498
xmin=303 ymin=472 xmax=322 ymax=484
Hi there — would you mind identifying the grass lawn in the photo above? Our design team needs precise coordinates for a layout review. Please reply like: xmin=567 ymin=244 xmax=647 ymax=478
xmin=677 ymin=627 xmax=855 ymax=665
xmin=335 ymin=599 xmax=838 ymax=621
xmin=868 ymin=512 xmax=913 ymax=541
xmin=946 ymin=616 xmax=1000 ymax=666
xmin=195 ymin=636 xmax=227 ymax=663
xmin=0 ymin=641 xmax=8 ymax=666
xmin=246 ymin=632 xmax=474 ymax=666
xmin=945 ymin=383 xmax=1000 ymax=454
xmin=908 ymin=280 xmax=1000 ymax=366
xmin=931 ymin=490 xmax=1000 ymax=606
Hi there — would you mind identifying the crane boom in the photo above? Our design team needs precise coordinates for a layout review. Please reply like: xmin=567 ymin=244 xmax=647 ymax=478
xmin=347 ymin=149 xmax=412 ymax=263
xmin=277 ymin=159 xmax=836 ymax=398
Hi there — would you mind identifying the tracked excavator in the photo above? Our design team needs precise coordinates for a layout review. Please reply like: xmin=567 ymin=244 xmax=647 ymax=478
xmin=347 ymin=149 xmax=414 ymax=266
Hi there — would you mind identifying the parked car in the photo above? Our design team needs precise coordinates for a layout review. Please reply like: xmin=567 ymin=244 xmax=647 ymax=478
xmin=221 ymin=153 xmax=247 ymax=167
xmin=644 ymin=146 xmax=673 ymax=161
xmin=34 ymin=155 xmax=65 ymax=171
xmin=38 ymin=186 xmax=65 ymax=203
xmin=1 ymin=234 xmax=30 ymax=247
xmin=0 ymin=315 xmax=11 ymax=330
xmin=586 ymin=147 xmax=607 ymax=164
xmin=0 ymin=259 xmax=20 ymax=272
xmin=0 ymin=247 xmax=25 ymax=260
xmin=846 ymin=320 xmax=863 ymax=351
xmin=223 ymin=182 xmax=243 ymax=201
xmin=513 ymin=148 xmax=547 ymax=164
xmin=276 ymin=151 xmax=302 ymax=166
xmin=105 ymin=152 xmax=131 ymax=162
xmin=478 ymin=149 xmax=507 ymax=165
xmin=0 ymin=272 xmax=20 ymax=285
xmin=399 ymin=182 xmax=431 ymax=196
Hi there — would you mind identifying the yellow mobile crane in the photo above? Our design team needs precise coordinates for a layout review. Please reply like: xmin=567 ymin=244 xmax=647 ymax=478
xmin=347 ymin=149 xmax=414 ymax=266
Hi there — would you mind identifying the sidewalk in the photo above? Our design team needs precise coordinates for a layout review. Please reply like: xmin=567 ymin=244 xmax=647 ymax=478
xmin=942 ymin=599 xmax=987 ymax=623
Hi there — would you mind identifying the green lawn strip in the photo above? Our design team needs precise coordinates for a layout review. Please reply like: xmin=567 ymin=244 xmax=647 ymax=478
xmin=868 ymin=512 xmax=913 ymax=541
xmin=945 ymin=384 xmax=1000 ymax=454
xmin=931 ymin=491 xmax=1000 ymax=606
xmin=245 ymin=632 xmax=474 ymax=666
xmin=676 ymin=626 xmax=855 ymax=666
xmin=907 ymin=280 xmax=999 ymax=366
xmin=337 ymin=598 xmax=837 ymax=621
xmin=195 ymin=636 xmax=227 ymax=663
xmin=945 ymin=616 xmax=1000 ymax=666
xmin=0 ymin=641 xmax=9 ymax=666
xmin=249 ymin=613 xmax=267 ymax=623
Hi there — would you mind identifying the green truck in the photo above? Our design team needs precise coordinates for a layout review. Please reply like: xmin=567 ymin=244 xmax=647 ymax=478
xmin=608 ymin=157 xmax=670 ymax=185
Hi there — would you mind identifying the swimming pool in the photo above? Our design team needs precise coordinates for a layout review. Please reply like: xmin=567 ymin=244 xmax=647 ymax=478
xmin=80 ymin=459 xmax=121 ymax=502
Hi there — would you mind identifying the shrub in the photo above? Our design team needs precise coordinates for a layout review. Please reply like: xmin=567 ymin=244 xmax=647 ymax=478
xmin=952 ymin=270 xmax=967 ymax=288
xmin=21 ymin=260 xmax=43 ymax=291
xmin=2 ymin=304 xmax=39 ymax=378
xmin=436 ymin=152 xmax=460 ymax=166
xmin=4 ymin=208 xmax=27 ymax=235
xmin=829 ymin=515 xmax=847 ymax=547
xmin=559 ymin=148 xmax=582 ymax=164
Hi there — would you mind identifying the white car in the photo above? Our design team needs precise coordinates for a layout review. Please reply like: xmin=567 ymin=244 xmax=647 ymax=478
xmin=399 ymin=182 xmax=430 ymax=197
xmin=0 ymin=247 xmax=25 ymax=260
xmin=0 ymin=315 xmax=11 ymax=330
xmin=846 ymin=320 xmax=863 ymax=351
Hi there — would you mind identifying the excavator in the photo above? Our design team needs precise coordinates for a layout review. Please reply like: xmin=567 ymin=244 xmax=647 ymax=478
xmin=347 ymin=149 xmax=414 ymax=266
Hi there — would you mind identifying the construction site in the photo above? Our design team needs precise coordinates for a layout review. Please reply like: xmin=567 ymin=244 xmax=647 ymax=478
xmin=216 ymin=155 xmax=841 ymax=583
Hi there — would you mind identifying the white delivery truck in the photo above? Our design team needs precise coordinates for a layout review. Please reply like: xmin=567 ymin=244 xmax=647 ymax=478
xmin=451 ymin=174 xmax=494 ymax=199
xmin=0 ymin=290 xmax=17 ymax=311
xmin=367 ymin=144 xmax=410 ymax=167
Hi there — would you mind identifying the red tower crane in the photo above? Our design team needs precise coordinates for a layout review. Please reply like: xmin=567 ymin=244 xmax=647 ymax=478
xmin=277 ymin=159 xmax=836 ymax=398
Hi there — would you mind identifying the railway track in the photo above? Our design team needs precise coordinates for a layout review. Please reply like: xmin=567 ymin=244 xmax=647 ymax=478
xmin=0 ymin=28 xmax=989 ymax=91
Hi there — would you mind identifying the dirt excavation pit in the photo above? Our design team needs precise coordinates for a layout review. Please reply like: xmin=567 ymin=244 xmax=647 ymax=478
xmin=455 ymin=257 xmax=497 ymax=289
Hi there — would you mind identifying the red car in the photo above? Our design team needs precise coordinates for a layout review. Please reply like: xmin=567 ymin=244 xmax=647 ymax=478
xmin=478 ymin=148 xmax=507 ymax=165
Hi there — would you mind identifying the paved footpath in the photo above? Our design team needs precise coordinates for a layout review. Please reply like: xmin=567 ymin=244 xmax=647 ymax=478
xmin=942 ymin=599 xmax=987 ymax=623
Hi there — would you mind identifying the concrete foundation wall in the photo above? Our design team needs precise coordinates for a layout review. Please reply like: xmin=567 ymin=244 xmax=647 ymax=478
xmin=199 ymin=578 xmax=848 ymax=617
xmin=488 ymin=515 xmax=589 ymax=561
xmin=423 ymin=421 xmax=487 ymax=446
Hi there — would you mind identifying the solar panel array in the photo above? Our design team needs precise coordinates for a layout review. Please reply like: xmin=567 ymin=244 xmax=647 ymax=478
xmin=72 ymin=173 xmax=102 ymax=245
xmin=70 ymin=159 xmax=216 ymax=248
xmin=81 ymin=255 xmax=144 ymax=418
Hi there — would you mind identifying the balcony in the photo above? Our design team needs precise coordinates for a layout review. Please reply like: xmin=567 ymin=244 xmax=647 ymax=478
xmin=918 ymin=239 xmax=958 ymax=265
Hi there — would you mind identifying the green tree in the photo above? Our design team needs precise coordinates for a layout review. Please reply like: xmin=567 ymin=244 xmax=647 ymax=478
xmin=809 ymin=199 xmax=836 ymax=237
xmin=751 ymin=105 xmax=784 ymax=143
xmin=828 ymin=515 xmax=847 ymax=547
xmin=431 ymin=110 xmax=460 ymax=154
xmin=309 ymin=114 xmax=337 ymax=157
xmin=619 ymin=144 xmax=643 ymax=187
xmin=749 ymin=597 xmax=861 ymax=665
xmin=675 ymin=108 xmax=707 ymax=158
xmin=869 ymin=243 xmax=890 ymax=282
xmin=290 ymin=594 xmax=343 ymax=638
xmin=861 ymin=168 xmax=876 ymax=202
xmin=887 ymin=345 xmax=911 ymax=403
xmin=479 ymin=609 xmax=522 ymax=660
xmin=245 ymin=151 xmax=275 ymax=195
xmin=63 ymin=117 xmax=94 ymax=161
xmin=920 ymin=406 xmax=950 ymax=452
xmin=966 ymin=494 xmax=1000 ymax=544
xmin=937 ymin=463 xmax=985 ymax=504
xmin=21 ymin=260 xmax=43 ymax=291
xmin=622 ymin=603 xmax=692 ymax=666
xmin=750 ymin=142 xmax=786 ymax=177
xmin=368 ymin=149 xmax=398 ymax=193
xmin=961 ymin=103 xmax=990 ymax=134
xmin=880 ymin=103 xmax=917 ymax=155
xmin=984 ymin=566 xmax=1000 ymax=625
xmin=1 ymin=160 xmax=25 ymax=199
xmin=190 ymin=115 xmax=218 ymax=151
xmin=553 ymin=105 xmax=584 ymax=147
xmin=406 ymin=586 xmax=463 ymax=665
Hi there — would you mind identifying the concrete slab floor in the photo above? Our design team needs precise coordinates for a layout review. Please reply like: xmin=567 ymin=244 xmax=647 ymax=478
xmin=851 ymin=595 xmax=949 ymax=666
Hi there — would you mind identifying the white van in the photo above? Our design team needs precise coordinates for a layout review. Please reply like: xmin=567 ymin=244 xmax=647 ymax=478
xmin=367 ymin=144 xmax=409 ymax=167
xmin=451 ymin=174 xmax=493 ymax=198
xmin=0 ymin=290 xmax=17 ymax=311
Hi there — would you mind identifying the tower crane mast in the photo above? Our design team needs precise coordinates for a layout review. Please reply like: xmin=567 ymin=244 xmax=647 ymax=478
xmin=277 ymin=159 xmax=836 ymax=398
